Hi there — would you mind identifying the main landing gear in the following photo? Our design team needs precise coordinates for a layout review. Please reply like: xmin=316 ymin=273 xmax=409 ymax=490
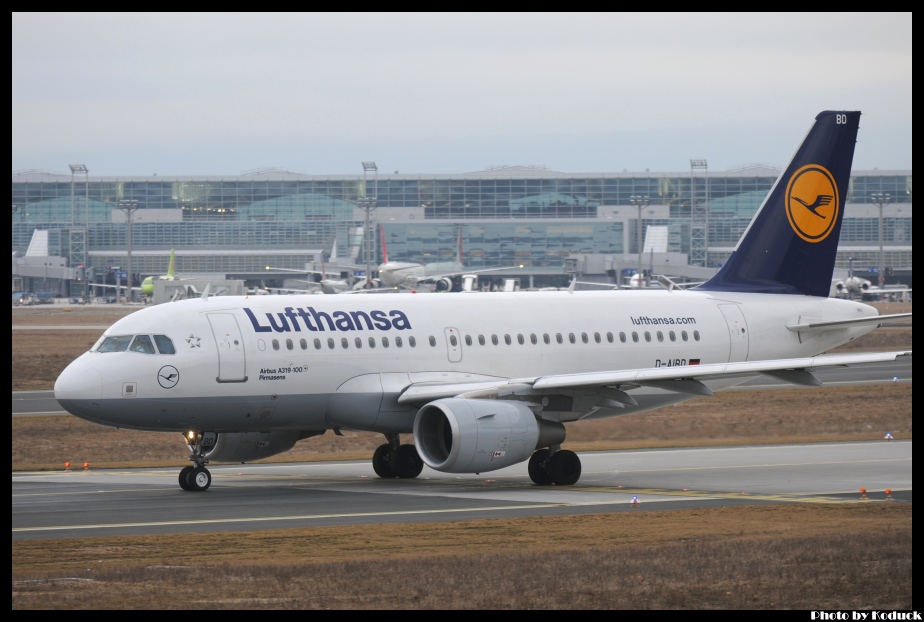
xmin=178 ymin=430 xmax=212 ymax=491
xmin=372 ymin=433 xmax=424 ymax=479
xmin=527 ymin=446 xmax=581 ymax=486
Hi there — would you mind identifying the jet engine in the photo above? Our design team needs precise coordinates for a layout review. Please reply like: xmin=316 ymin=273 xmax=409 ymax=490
xmin=194 ymin=430 xmax=308 ymax=463
xmin=413 ymin=398 xmax=566 ymax=473
xmin=434 ymin=277 xmax=455 ymax=292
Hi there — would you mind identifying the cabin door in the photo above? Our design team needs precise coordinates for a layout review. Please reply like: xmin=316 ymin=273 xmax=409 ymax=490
xmin=207 ymin=313 xmax=248 ymax=382
xmin=718 ymin=304 xmax=749 ymax=362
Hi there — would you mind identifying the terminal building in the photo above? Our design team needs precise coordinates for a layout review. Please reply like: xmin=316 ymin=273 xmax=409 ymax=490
xmin=11 ymin=163 xmax=912 ymax=299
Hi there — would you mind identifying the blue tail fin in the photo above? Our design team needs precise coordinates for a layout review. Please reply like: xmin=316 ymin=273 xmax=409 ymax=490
xmin=698 ymin=111 xmax=860 ymax=297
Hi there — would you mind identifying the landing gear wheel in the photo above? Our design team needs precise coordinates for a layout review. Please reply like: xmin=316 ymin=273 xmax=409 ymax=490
xmin=372 ymin=444 xmax=396 ymax=478
xmin=548 ymin=449 xmax=581 ymax=486
xmin=528 ymin=449 xmax=552 ymax=485
xmin=186 ymin=466 xmax=212 ymax=491
xmin=179 ymin=466 xmax=194 ymax=491
xmin=393 ymin=444 xmax=424 ymax=479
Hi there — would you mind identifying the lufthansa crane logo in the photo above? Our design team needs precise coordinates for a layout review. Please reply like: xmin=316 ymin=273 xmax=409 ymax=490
xmin=158 ymin=365 xmax=180 ymax=389
xmin=785 ymin=164 xmax=839 ymax=243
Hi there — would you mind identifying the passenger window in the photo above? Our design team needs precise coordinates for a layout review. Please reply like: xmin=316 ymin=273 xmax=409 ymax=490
xmin=594 ymin=332 xmax=601 ymax=343
xmin=327 ymin=338 xmax=335 ymax=349
xmin=450 ymin=335 xmax=458 ymax=346
xmin=530 ymin=334 xmax=537 ymax=345
xmin=314 ymin=338 xmax=322 ymax=350
xmin=694 ymin=330 xmax=701 ymax=341
xmin=368 ymin=337 xmax=376 ymax=348
xmin=491 ymin=335 xmax=499 ymax=345
xmin=129 ymin=335 xmax=156 ymax=354
xmin=556 ymin=333 xmax=563 ymax=344
xmin=620 ymin=332 xmax=627 ymax=343
xmin=478 ymin=335 xmax=485 ymax=346
xmin=396 ymin=336 xmax=403 ymax=347
xmin=504 ymin=334 xmax=512 ymax=345
xmin=355 ymin=337 xmax=362 ymax=349
xmin=286 ymin=339 xmax=294 ymax=350
xmin=657 ymin=331 xmax=664 ymax=342
xmin=409 ymin=336 xmax=417 ymax=347
xmin=429 ymin=336 xmax=437 ymax=347
xmin=341 ymin=338 xmax=349 ymax=349
xmin=300 ymin=338 xmax=308 ymax=350
xmin=517 ymin=334 xmax=524 ymax=345
xmin=606 ymin=332 xmax=614 ymax=343
xmin=464 ymin=335 xmax=472 ymax=346
xmin=272 ymin=339 xmax=280 ymax=350
xmin=581 ymin=333 xmax=588 ymax=344
xmin=382 ymin=337 xmax=390 ymax=348
xmin=153 ymin=335 xmax=176 ymax=354
xmin=97 ymin=335 xmax=133 ymax=352
xmin=669 ymin=331 xmax=676 ymax=342
xmin=632 ymin=332 xmax=639 ymax=343
xmin=644 ymin=332 xmax=651 ymax=342
xmin=569 ymin=333 xmax=576 ymax=344
xmin=543 ymin=334 xmax=550 ymax=344
xmin=682 ymin=331 xmax=689 ymax=341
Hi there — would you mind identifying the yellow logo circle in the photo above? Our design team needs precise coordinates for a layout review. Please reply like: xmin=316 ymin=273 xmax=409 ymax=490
xmin=785 ymin=164 xmax=839 ymax=243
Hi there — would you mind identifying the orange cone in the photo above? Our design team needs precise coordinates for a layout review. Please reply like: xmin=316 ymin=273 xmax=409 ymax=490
xmin=885 ymin=489 xmax=894 ymax=501
xmin=859 ymin=488 xmax=868 ymax=500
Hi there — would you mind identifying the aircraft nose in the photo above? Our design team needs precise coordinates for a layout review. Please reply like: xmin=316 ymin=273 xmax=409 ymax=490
xmin=54 ymin=357 xmax=103 ymax=416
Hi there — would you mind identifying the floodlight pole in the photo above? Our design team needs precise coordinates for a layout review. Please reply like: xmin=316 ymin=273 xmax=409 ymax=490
xmin=629 ymin=195 xmax=650 ymax=285
xmin=361 ymin=162 xmax=378 ymax=287
xmin=871 ymin=192 xmax=891 ymax=288
xmin=117 ymin=200 xmax=140 ymax=302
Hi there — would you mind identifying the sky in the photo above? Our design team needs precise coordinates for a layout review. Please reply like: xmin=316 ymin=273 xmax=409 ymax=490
xmin=12 ymin=12 xmax=912 ymax=177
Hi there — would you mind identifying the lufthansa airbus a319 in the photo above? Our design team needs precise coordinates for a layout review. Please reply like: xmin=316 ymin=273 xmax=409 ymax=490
xmin=55 ymin=111 xmax=912 ymax=491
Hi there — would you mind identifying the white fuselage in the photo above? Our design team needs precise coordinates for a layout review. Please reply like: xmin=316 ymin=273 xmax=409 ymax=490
xmin=376 ymin=260 xmax=464 ymax=288
xmin=54 ymin=289 xmax=877 ymax=436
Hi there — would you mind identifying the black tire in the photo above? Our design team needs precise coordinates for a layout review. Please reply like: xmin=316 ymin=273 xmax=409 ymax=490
xmin=528 ymin=448 xmax=552 ymax=485
xmin=186 ymin=466 xmax=212 ymax=491
xmin=372 ymin=444 xmax=396 ymax=478
xmin=393 ymin=444 xmax=424 ymax=479
xmin=179 ymin=466 xmax=194 ymax=491
xmin=548 ymin=450 xmax=581 ymax=486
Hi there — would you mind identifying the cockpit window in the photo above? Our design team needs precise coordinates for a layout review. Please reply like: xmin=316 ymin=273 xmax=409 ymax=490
xmin=129 ymin=335 xmax=156 ymax=354
xmin=96 ymin=335 xmax=133 ymax=352
xmin=153 ymin=335 xmax=176 ymax=354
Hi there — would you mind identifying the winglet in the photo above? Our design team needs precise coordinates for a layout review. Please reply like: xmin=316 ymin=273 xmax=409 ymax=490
xmin=698 ymin=111 xmax=860 ymax=297
xmin=200 ymin=283 xmax=210 ymax=300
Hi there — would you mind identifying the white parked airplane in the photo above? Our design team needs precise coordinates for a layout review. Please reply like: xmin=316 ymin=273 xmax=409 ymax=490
xmin=55 ymin=111 xmax=912 ymax=492
xmin=376 ymin=225 xmax=522 ymax=291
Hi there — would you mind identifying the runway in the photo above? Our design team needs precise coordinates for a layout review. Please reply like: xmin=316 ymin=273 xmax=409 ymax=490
xmin=13 ymin=440 xmax=911 ymax=541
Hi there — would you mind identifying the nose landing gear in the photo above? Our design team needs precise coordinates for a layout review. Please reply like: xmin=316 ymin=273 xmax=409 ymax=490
xmin=178 ymin=431 xmax=213 ymax=491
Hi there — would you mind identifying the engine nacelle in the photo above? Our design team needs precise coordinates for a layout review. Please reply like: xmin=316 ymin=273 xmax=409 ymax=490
xmin=413 ymin=398 xmax=566 ymax=474
xmin=196 ymin=430 xmax=304 ymax=463
xmin=434 ymin=277 xmax=455 ymax=292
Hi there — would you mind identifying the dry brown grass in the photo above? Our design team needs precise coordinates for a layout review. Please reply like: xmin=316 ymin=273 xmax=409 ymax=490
xmin=12 ymin=505 xmax=912 ymax=609
xmin=11 ymin=302 xmax=913 ymax=609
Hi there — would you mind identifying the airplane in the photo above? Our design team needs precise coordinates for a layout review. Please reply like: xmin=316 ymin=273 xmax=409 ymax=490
xmin=376 ymin=225 xmax=523 ymax=291
xmin=265 ymin=239 xmax=368 ymax=295
xmin=830 ymin=257 xmax=911 ymax=301
xmin=140 ymin=248 xmax=198 ymax=297
xmin=54 ymin=110 xmax=912 ymax=493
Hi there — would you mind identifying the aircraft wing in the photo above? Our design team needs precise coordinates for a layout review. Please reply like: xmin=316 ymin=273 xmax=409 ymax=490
xmin=88 ymin=282 xmax=144 ymax=292
xmin=413 ymin=265 xmax=524 ymax=285
xmin=397 ymin=350 xmax=912 ymax=407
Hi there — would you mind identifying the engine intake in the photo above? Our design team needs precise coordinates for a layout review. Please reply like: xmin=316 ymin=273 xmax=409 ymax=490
xmin=413 ymin=398 xmax=565 ymax=473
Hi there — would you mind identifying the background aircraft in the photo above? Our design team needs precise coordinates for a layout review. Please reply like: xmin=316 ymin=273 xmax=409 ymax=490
xmin=377 ymin=225 xmax=523 ymax=291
